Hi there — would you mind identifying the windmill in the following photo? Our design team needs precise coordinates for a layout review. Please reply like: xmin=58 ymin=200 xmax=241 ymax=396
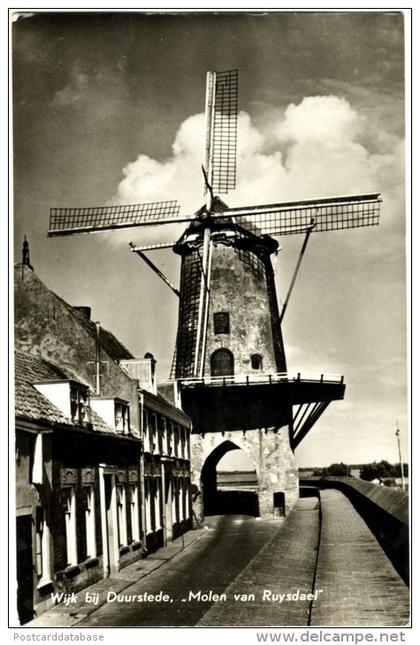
xmin=48 ymin=69 xmax=381 ymax=517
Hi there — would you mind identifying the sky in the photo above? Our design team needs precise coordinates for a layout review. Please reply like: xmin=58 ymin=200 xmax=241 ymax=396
xmin=12 ymin=10 xmax=407 ymax=468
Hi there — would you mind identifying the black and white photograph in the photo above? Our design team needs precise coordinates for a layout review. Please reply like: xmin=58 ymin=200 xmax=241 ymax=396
xmin=11 ymin=8 xmax=410 ymax=630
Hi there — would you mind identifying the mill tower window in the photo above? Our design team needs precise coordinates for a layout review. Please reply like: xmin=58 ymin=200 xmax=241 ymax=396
xmin=251 ymin=354 xmax=263 ymax=370
xmin=214 ymin=312 xmax=230 ymax=335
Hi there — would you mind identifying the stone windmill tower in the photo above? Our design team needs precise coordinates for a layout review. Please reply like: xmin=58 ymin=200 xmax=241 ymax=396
xmin=48 ymin=69 xmax=381 ymax=520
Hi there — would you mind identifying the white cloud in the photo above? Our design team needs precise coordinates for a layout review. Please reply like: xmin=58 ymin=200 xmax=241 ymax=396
xmin=114 ymin=94 xmax=403 ymax=224
xmin=107 ymin=93 xmax=406 ymax=466
xmin=108 ymin=92 xmax=404 ymax=273
xmin=277 ymin=95 xmax=361 ymax=145
xmin=115 ymin=113 xmax=205 ymax=215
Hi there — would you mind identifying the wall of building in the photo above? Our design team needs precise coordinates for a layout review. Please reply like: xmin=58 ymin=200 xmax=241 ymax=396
xmin=14 ymin=266 xmax=140 ymax=434
xmin=174 ymin=232 xmax=297 ymax=522
xmin=14 ymin=265 xmax=193 ymax=623
xmin=50 ymin=427 xmax=142 ymax=591
xmin=15 ymin=425 xmax=55 ymax=622
xmin=204 ymin=244 xmax=284 ymax=376
xmin=142 ymin=394 xmax=192 ymax=550
xmin=190 ymin=427 xmax=299 ymax=522
xmin=16 ymin=430 xmax=45 ymax=513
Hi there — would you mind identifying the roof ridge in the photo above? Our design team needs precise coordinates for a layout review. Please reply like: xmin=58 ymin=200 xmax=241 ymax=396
xmin=15 ymin=264 xmax=134 ymax=361
xmin=14 ymin=348 xmax=89 ymax=385
xmin=15 ymin=350 xmax=127 ymax=436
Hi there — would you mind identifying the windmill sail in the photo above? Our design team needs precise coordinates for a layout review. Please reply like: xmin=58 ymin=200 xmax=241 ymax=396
xmin=129 ymin=241 xmax=180 ymax=252
xmin=204 ymin=69 xmax=238 ymax=195
xmin=48 ymin=200 xmax=192 ymax=236
xmin=214 ymin=193 xmax=381 ymax=237
xmin=174 ymin=250 xmax=203 ymax=379
xmin=45 ymin=66 xmax=384 ymax=470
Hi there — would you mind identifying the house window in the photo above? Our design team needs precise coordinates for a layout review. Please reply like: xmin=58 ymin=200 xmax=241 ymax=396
xmin=35 ymin=507 xmax=52 ymax=587
xmin=157 ymin=416 xmax=164 ymax=454
xmin=153 ymin=478 xmax=161 ymax=531
xmin=143 ymin=409 xmax=150 ymax=452
xmin=148 ymin=412 xmax=157 ymax=452
xmin=214 ymin=312 xmax=230 ymax=334
xmin=185 ymin=478 xmax=191 ymax=520
xmin=35 ymin=507 xmax=44 ymax=576
xmin=129 ymin=484 xmax=140 ymax=542
xmin=180 ymin=479 xmax=186 ymax=521
xmin=31 ymin=433 xmax=43 ymax=485
xmin=173 ymin=425 xmax=179 ymax=457
xmin=251 ymin=354 xmax=263 ymax=370
xmin=143 ymin=410 xmax=157 ymax=451
xmin=180 ymin=427 xmax=186 ymax=459
xmin=83 ymin=486 xmax=96 ymax=558
xmin=70 ymin=387 xmax=88 ymax=425
xmin=63 ymin=487 xmax=77 ymax=566
xmin=172 ymin=479 xmax=177 ymax=525
xmin=210 ymin=348 xmax=234 ymax=377
xmin=116 ymin=485 xmax=128 ymax=546
xmin=145 ymin=479 xmax=152 ymax=534
xmin=167 ymin=422 xmax=173 ymax=456
xmin=115 ymin=402 xmax=130 ymax=434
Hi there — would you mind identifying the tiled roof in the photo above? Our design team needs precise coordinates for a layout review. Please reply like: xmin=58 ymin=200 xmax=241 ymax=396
xmin=15 ymin=350 xmax=71 ymax=426
xmin=15 ymin=265 xmax=134 ymax=362
xmin=71 ymin=307 xmax=134 ymax=361
xmin=14 ymin=350 xmax=118 ymax=436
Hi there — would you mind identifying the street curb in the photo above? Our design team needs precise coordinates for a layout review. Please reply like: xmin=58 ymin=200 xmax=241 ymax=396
xmin=72 ymin=529 xmax=208 ymax=626
xmin=42 ymin=528 xmax=208 ymax=628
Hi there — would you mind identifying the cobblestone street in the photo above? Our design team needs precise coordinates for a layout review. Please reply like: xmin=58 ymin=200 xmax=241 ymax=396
xmin=310 ymin=490 xmax=409 ymax=626
xmin=27 ymin=492 xmax=409 ymax=628
xmin=81 ymin=515 xmax=279 ymax=627
xmin=197 ymin=497 xmax=319 ymax=626
xmin=13 ymin=12 xmax=407 ymax=635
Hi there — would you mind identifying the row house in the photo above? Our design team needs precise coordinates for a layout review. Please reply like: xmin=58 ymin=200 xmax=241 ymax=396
xmin=14 ymin=256 xmax=192 ymax=625
xmin=15 ymin=350 xmax=142 ymax=623
xmin=120 ymin=357 xmax=191 ymax=552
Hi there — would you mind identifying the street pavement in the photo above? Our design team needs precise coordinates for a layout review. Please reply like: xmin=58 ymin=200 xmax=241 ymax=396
xmin=26 ymin=526 xmax=210 ymax=627
xmin=82 ymin=514 xmax=280 ymax=627
xmin=26 ymin=491 xmax=410 ymax=628
xmin=310 ymin=489 xmax=410 ymax=626
xmin=197 ymin=496 xmax=319 ymax=626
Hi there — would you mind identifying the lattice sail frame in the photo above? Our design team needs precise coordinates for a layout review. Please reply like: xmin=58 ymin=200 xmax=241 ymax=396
xmin=217 ymin=193 xmax=381 ymax=237
xmin=48 ymin=200 xmax=184 ymax=236
xmin=47 ymin=67 xmax=380 ymax=244
xmin=116 ymin=193 xmax=382 ymax=252
xmin=205 ymin=69 xmax=238 ymax=195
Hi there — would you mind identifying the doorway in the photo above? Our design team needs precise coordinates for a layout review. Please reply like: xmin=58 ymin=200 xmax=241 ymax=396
xmin=202 ymin=441 xmax=259 ymax=516
xmin=16 ymin=515 xmax=34 ymax=624
xmin=210 ymin=349 xmax=234 ymax=377
xmin=102 ymin=473 xmax=119 ymax=575
xmin=163 ymin=464 xmax=173 ymax=544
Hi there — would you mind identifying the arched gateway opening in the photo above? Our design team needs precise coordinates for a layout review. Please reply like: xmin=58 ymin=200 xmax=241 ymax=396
xmin=201 ymin=440 xmax=259 ymax=517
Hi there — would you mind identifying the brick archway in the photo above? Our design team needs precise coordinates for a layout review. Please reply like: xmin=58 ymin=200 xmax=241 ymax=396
xmin=201 ymin=440 xmax=259 ymax=516
xmin=190 ymin=429 xmax=299 ymax=524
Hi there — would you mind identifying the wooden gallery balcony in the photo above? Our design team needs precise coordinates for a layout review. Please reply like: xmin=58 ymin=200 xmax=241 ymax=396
xmin=170 ymin=373 xmax=345 ymax=449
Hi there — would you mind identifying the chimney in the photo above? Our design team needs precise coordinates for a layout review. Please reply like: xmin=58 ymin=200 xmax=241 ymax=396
xmin=73 ymin=306 xmax=92 ymax=320
xmin=120 ymin=353 xmax=157 ymax=395
xmin=22 ymin=236 xmax=33 ymax=270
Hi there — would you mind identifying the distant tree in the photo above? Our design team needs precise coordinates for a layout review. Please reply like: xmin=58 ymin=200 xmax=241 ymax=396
xmin=360 ymin=463 xmax=377 ymax=481
xmin=322 ymin=462 xmax=349 ymax=477
xmin=312 ymin=468 xmax=323 ymax=477
xmin=360 ymin=460 xmax=396 ymax=481
xmin=388 ymin=462 xmax=409 ymax=477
